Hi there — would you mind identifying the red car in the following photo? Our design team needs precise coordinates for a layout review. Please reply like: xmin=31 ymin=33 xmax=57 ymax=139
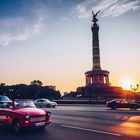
xmin=0 ymin=99 xmax=51 ymax=132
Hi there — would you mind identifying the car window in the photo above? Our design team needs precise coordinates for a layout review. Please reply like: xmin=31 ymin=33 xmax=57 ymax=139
xmin=39 ymin=100 xmax=44 ymax=102
xmin=121 ymin=100 xmax=128 ymax=103
xmin=36 ymin=100 xmax=41 ymax=102
xmin=36 ymin=100 xmax=43 ymax=102
xmin=15 ymin=101 xmax=22 ymax=108
xmin=44 ymin=100 xmax=49 ymax=102
xmin=15 ymin=100 xmax=23 ymax=108
xmin=46 ymin=99 xmax=51 ymax=103
xmin=0 ymin=96 xmax=10 ymax=101
xmin=115 ymin=100 xmax=121 ymax=103
xmin=15 ymin=100 xmax=36 ymax=108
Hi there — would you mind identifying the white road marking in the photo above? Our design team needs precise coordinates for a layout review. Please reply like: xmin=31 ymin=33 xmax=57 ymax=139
xmin=61 ymin=124 xmax=121 ymax=137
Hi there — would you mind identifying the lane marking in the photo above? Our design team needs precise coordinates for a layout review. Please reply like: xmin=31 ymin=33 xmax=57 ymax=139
xmin=61 ymin=124 xmax=121 ymax=137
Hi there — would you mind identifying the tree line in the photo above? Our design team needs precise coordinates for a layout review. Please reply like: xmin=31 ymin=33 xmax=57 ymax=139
xmin=0 ymin=80 xmax=61 ymax=100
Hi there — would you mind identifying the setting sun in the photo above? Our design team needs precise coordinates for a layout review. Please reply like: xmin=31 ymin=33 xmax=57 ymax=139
xmin=120 ymin=79 xmax=134 ymax=90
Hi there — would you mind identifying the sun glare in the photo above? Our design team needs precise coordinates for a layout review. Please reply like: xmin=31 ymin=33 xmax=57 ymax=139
xmin=120 ymin=79 xmax=134 ymax=90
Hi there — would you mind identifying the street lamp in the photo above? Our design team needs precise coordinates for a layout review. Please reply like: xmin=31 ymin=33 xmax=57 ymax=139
xmin=9 ymin=89 xmax=14 ymax=99
xmin=130 ymin=84 xmax=139 ymax=92
xmin=130 ymin=84 xmax=139 ymax=102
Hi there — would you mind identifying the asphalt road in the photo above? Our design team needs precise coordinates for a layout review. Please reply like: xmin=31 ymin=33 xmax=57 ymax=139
xmin=0 ymin=105 xmax=140 ymax=140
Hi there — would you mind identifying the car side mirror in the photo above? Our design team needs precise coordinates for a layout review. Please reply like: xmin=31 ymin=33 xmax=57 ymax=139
xmin=9 ymin=106 xmax=13 ymax=109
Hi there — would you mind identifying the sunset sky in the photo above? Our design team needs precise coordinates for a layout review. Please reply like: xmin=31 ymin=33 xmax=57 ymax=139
xmin=0 ymin=0 xmax=140 ymax=93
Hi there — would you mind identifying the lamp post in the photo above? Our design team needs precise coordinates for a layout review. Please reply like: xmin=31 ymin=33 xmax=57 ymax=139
xmin=130 ymin=84 xmax=139 ymax=102
xmin=9 ymin=89 xmax=14 ymax=99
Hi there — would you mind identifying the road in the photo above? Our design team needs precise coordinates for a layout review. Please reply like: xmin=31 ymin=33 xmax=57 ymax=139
xmin=0 ymin=105 xmax=140 ymax=140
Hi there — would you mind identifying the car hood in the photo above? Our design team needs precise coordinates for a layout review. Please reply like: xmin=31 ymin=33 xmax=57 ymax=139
xmin=14 ymin=108 xmax=46 ymax=116
xmin=0 ymin=101 xmax=12 ymax=103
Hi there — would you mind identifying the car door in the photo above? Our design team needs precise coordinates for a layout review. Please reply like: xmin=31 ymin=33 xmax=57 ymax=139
xmin=37 ymin=100 xmax=44 ymax=107
xmin=120 ymin=100 xmax=130 ymax=108
xmin=114 ymin=100 xmax=121 ymax=108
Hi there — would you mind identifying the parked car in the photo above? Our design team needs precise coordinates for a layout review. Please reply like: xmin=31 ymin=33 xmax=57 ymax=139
xmin=0 ymin=95 xmax=12 ymax=108
xmin=106 ymin=99 xmax=140 ymax=110
xmin=34 ymin=99 xmax=57 ymax=108
xmin=0 ymin=99 xmax=51 ymax=132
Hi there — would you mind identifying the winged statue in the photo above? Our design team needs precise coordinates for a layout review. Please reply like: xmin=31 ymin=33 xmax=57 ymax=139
xmin=92 ymin=10 xmax=100 ymax=23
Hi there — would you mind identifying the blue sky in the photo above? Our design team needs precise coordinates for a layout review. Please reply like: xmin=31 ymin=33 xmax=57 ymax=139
xmin=0 ymin=0 xmax=140 ymax=93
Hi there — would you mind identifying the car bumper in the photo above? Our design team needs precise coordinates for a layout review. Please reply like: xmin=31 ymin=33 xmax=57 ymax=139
xmin=22 ymin=120 xmax=51 ymax=128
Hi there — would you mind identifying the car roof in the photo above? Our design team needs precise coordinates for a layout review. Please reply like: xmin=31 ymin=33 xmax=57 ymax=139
xmin=36 ymin=98 xmax=49 ymax=100
xmin=14 ymin=99 xmax=33 ymax=101
xmin=0 ymin=95 xmax=7 ymax=97
xmin=110 ymin=99 xmax=126 ymax=102
xmin=0 ymin=95 xmax=11 ymax=100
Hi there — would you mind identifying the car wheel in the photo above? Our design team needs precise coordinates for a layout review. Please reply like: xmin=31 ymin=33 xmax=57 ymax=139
xmin=46 ymin=104 xmax=51 ymax=108
xmin=134 ymin=108 xmax=138 ymax=110
xmin=111 ymin=106 xmax=116 ymax=110
xmin=12 ymin=120 xmax=21 ymax=133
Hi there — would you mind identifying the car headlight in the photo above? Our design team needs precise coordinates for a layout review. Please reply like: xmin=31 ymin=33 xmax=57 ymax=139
xmin=47 ymin=112 xmax=51 ymax=117
xmin=25 ymin=114 xmax=30 ymax=119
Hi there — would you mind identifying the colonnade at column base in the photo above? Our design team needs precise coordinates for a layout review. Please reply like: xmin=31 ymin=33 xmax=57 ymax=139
xmin=85 ymin=69 xmax=110 ymax=87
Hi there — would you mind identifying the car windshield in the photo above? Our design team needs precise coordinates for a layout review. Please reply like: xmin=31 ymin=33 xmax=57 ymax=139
xmin=14 ymin=100 xmax=36 ymax=108
xmin=0 ymin=96 xmax=10 ymax=101
xmin=121 ymin=99 xmax=128 ymax=103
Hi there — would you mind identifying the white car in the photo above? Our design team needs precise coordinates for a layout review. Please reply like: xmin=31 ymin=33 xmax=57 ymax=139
xmin=34 ymin=99 xmax=57 ymax=108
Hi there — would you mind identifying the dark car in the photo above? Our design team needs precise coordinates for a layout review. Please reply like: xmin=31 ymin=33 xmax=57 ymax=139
xmin=106 ymin=99 xmax=140 ymax=110
xmin=0 ymin=95 xmax=12 ymax=108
